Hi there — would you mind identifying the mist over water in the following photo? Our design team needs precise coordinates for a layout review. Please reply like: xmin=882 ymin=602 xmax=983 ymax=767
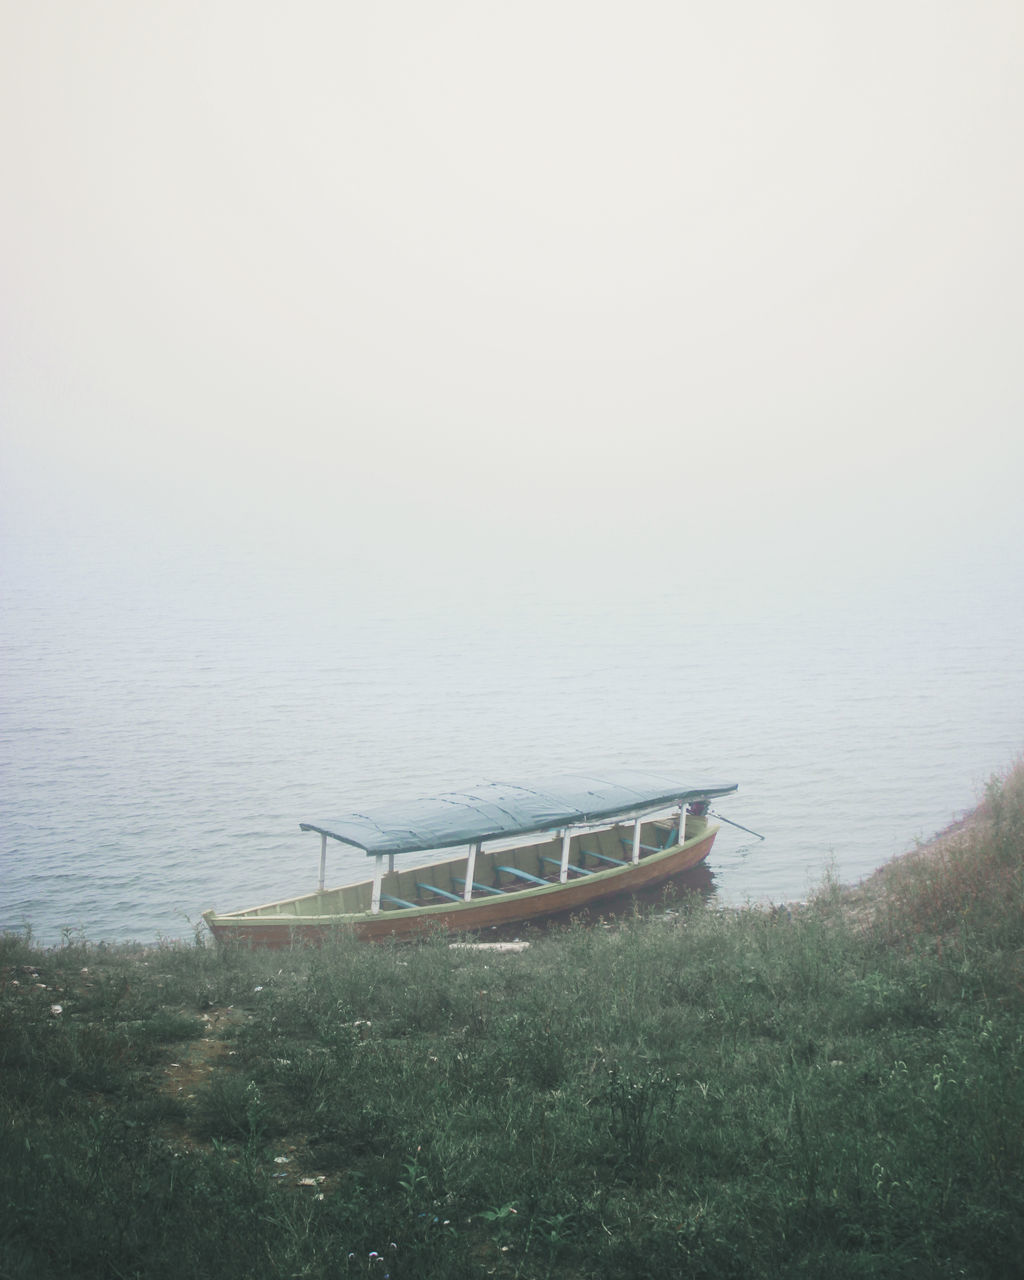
xmin=2 ymin=4 xmax=1022 ymax=941
xmin=3 ymin=528 xmax=1021 ymax=945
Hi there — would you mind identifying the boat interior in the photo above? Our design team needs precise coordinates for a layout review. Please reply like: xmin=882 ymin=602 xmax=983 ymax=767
xmin=228 ymin=812 xmax=710 ymax=920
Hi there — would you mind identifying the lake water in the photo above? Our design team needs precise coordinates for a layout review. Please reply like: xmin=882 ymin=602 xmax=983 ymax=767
xmin=2 ymin=532 xmax=1021 ymax=945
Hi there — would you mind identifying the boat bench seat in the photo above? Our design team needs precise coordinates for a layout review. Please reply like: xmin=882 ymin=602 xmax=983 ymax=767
xmin=380 ymin=894 xmax=417 ymax=909
xmin=581 ymin=848 xmax=627 ymax=867
xmin=539 ymin=855 xmax=594 ymax=876
xmin=620 ymin=840 xmax=670 ymax=856
xmin=620 ymin=828 xmax=679 ymax=856
xmin=452 ymin=877 xmax=505 ymax=896
xmin=496 ymin=865 xmax=550 ymax=887
xmin=416 ymin=883 xmax=463 ymax=903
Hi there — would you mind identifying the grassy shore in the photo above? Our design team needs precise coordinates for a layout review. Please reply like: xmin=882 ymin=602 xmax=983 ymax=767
xmin=3 ymin=763 xmax=1023 ymax=1279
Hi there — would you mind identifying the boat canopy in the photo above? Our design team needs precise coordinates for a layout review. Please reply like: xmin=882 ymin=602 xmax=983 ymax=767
xmin=300 ymin=770 xmax=738 ymax=857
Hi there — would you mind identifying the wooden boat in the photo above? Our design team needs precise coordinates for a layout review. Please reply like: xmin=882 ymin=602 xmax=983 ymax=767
xmin=203 ymin=770 xmax=739 ymax=947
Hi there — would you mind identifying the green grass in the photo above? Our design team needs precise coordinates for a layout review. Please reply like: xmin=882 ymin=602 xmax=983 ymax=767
xmin=3 ymin=762 xmax=1024 ymax=1278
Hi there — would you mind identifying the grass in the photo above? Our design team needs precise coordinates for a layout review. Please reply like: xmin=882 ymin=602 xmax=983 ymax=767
xmin=3 ymin=761 xmax=1024 ymax=1278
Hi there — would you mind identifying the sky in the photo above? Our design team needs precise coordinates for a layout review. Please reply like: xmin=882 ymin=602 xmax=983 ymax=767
xmin=2 ymin=1 xmax=1022 ymax=608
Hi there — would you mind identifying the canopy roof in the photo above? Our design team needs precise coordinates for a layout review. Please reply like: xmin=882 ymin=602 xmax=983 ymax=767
xmin=300 ymin=770 xmax=738 ymax=857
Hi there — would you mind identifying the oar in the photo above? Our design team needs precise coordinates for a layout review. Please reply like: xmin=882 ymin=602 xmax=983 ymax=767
xmin=708 ymin=810 xmax=765 ymax=841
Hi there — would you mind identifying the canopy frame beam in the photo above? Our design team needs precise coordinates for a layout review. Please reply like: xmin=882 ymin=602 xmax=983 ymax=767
xmin=463 ymin=841 xmax=481 ymax=900
xmin=559 ymin=829 xmax=572 ymax=883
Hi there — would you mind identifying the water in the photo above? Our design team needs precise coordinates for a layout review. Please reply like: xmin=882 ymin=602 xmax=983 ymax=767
xmin=2 ymin=533 xmax=1022 ymax=944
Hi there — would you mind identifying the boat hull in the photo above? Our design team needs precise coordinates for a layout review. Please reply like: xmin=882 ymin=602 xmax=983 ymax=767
xmin=204 ymin=823 xmax=720 ymax=948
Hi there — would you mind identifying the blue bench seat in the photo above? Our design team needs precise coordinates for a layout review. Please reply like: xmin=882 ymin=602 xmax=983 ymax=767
xmin=580 ymin=848 xmax=626 ymax=867
xmin=496 ymin=865 xmax=549 ymax=887
xmin=620 ymin=828 xmax=679 ymax=856
xmin=380 ymin=893 xmax=417 ymax=909
xmin=452 ymin=877 xmax=505 ymax=896
xmin=540 ymin=855 xmax=594 ymax=876
xmin=416 ymin=882 xmax=463 ymax=903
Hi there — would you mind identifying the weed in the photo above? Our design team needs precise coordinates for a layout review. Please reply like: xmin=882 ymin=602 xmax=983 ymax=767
xmin=600 ymin=1062 xmax=680 ymax=1172
xmin=192 ymin=1074 xmax=269 ymax=1143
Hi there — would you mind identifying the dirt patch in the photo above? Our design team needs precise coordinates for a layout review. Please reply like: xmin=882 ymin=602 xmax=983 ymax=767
xmin=155 ymin=1008 xmax=346 ymax=1195
xmin=159 ymin=1006 xmax=250 ymax=1101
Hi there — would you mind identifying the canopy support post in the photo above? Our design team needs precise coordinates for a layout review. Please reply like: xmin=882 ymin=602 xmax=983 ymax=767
xmin=318 ymin=833 xmax=327 ymax=891
xmin=677 ymin=802 xmax=688 ymax=846
xmin=631 ymin=818 xmax=642 ymax=864
xmin=463 ymin=842 xmax=480 ymax=900
xmin=559 ymin=829 xmax=572 ymax=883
xmin=370 ymin=854 xmax=384 ymax=913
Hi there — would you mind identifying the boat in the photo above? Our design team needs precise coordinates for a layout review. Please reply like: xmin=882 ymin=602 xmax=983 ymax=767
xmin=202 ymin=770 xmax=739 ymax=947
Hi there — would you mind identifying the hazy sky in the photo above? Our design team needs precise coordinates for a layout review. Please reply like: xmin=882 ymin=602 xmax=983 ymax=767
xmin=3 ymin=1 xmax=1022 ymax=603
